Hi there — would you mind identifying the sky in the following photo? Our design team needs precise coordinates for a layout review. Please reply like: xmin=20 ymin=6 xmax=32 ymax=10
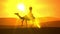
xmin=0 ymin=0 xmax=60 ymax=18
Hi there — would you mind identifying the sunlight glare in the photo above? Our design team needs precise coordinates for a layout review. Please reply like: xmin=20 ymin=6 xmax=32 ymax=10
xmin=17 ymin=3 xmax=25 ymax=12
xmin=34 ymin=19 xmax=41 ymax=28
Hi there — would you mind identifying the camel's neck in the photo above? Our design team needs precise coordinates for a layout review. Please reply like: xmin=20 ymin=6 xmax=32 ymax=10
xmin=16 ymin=14 xmax=22 ymax=19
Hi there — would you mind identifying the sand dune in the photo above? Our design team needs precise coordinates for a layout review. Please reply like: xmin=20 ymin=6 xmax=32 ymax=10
xmin=0 ymin=17 xmax=60 ymax=28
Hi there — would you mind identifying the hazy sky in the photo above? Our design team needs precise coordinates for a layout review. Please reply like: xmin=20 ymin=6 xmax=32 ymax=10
xmin=0 ymin=0 xmax=60 ymax=18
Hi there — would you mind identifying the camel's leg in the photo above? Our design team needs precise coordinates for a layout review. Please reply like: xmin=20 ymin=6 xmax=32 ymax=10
xmin=21 ymin=19 xmax=24 ymax=26
xmin=25 ymin=20 xmax=27 ymax=27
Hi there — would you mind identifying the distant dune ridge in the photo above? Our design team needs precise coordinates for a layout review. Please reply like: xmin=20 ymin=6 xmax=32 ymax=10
xmin=0 ymin=17 xmax=60 ymax=28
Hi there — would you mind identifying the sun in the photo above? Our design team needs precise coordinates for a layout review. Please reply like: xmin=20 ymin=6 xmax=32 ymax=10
xmin=17 ymin=3 xmax=25 ymax=11
xmin=17 ymin=3 xmax=27 ymax=17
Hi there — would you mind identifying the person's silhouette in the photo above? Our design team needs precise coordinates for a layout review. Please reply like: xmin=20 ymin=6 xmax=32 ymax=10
xmin=29 ymin=7 xmax=35 ymax=19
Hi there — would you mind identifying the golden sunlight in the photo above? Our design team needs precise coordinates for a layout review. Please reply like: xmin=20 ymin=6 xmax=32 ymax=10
xmin=17 ymin=3 xmax=25 ymax=11
xmin=34 ymin=19 xmax=41 ymax=28
xmin=1 ymin=0 xmax=59 ymax=28
xmin=17 ymin=3 xmax=28 ymax=17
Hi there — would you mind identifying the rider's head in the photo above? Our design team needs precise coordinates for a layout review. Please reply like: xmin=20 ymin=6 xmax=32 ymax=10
xmin=29 ymin=7 xmax=32 ymax=12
